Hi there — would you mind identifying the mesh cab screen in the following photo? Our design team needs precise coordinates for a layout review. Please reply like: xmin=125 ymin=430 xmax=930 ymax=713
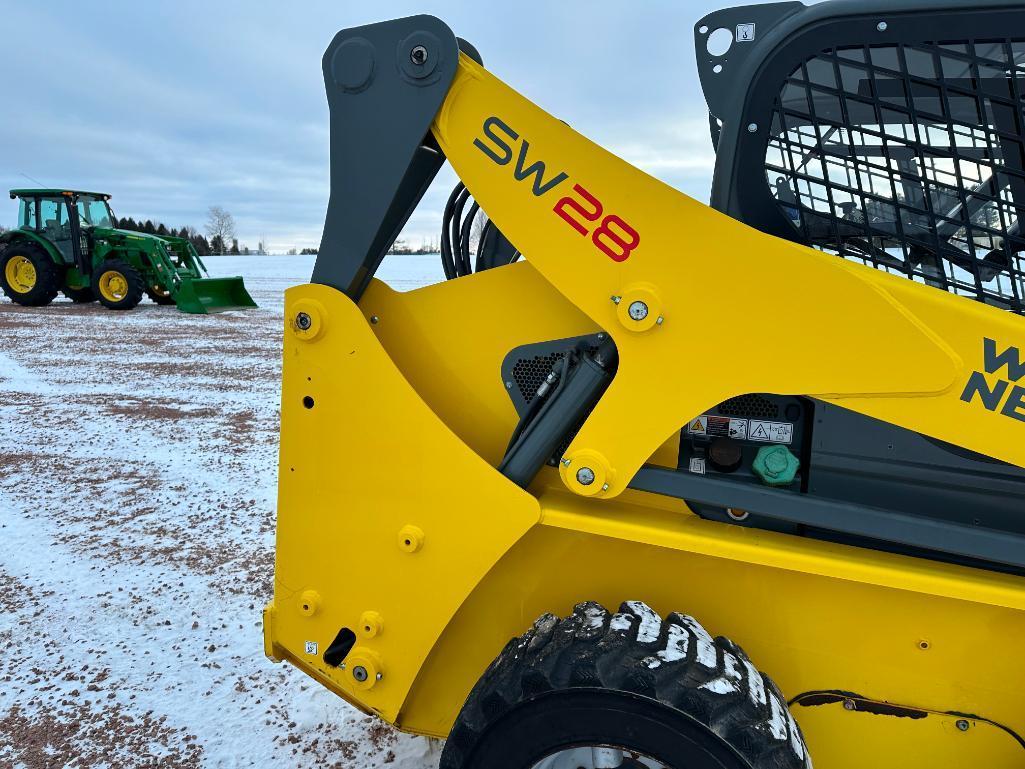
xmin=765 ymin=39 xmax=1025 ymax=311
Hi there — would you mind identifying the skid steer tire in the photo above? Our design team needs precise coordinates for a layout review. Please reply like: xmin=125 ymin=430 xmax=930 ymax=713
xmin=62 ymin=286 xmax=96 ymax=303
xmin=92 ymin=260 xmax=144 ymax=311
xmin=1 ymin=244 xmax=60 ymax=306
xmin=441 ymin=601 xmax=811 ymax=769
xmin=145 ymin=285 xmax=177 ymax=306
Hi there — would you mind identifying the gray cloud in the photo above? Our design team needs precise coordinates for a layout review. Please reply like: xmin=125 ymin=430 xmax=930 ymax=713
xmin=0 ymin=0 xmax=745 ymax=252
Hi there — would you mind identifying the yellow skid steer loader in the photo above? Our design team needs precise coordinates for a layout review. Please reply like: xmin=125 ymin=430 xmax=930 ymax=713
xmin=264 ymin=1 xmax=1025 ymax=766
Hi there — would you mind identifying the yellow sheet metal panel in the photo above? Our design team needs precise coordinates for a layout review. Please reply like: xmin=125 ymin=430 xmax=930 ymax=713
xmin=795 ymin=699 xmax=1024 ymax=769
xmin=267 ymin=284 xmax=541 ymax=722
xmin=431 ymin=54 xmax=1025 ymax=498
xmin=399 ymin=520 xmax=1025 ymax=767
xmin=360 ymin=262 xmax=596 ymax=465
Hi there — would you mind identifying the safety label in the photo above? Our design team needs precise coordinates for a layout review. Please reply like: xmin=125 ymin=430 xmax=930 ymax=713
xmin=749 ymin=420 xmax=794 ymax=444
xmin=688 ymin=457 xmax=706 ymax=475
xmin=305 ymin=640 xmax=318 ymax=655
xmin=736 ymin=23 xmax=756 ymax=42
xmin=689 ymin=415 xmax=749 ymax=440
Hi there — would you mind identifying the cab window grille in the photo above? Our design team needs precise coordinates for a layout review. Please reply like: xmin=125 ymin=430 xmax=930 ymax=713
xmin=765 ymin=39 xmax=1025 ymax=312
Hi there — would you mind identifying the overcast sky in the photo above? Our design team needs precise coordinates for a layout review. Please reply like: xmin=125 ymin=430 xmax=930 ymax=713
xmin=1 ymin=1 xmax=758 ymax=252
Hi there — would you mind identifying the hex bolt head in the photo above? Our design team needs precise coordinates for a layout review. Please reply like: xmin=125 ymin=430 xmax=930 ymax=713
xmin=370 ymin=315 xmax=380 ymax=324
xmin=843 ymin=699 xmax=856 ymax=711
xmin=295 ymin=311 xmax=312 ymax=331
xmin=877 ymin=21 xmax=888 ymax=31
xmin=627 ymin=300 xmax=649 ymax=321
xmin=560 ymin=457 xmax=572 ymax=467
xmin=956 ymin=719 xmax=970 ymax=732
xmin=610 ymin=295 xmax=622 ymax=304
xmin=747 ymin=123 xmax=759 ymax=133
xmin=352 ymin=665 xmax=369 ymax=683
xmin=410 ymin=45 xmax=429 ymax=65
xmin=601 ymin=483 xmax=609 ymax=491
xmin=576 ymin=467 xmax=596 ymax=486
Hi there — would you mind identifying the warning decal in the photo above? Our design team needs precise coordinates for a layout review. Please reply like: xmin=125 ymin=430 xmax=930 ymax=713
xmin=689 ymin=414 xmax=749 ymax=440
xmin=689 ymin=457 xmax=706 ymax=475
xmin=749 ymin=420 xmax=794 ymax=444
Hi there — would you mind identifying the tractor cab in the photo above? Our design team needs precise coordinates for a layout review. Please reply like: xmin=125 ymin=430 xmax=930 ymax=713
xmin=9 ymin=189 xmax=112 ymax=270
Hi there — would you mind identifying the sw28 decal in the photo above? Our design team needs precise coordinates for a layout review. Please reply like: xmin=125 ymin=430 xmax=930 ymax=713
xmin=473 ymin=116 xmax=640 ymax=262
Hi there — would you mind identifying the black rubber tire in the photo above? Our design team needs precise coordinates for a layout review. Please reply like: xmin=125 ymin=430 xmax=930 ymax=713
xmin=145 ymin=285 xmax=177 ymax=305
xmin=0 ymin=242 xmax=60 ymax=306
xmin=441 ymin=601 xmax=811 ymax=769
xmin=92 ymin=259 xmax=144 ymax=310
xmin=62 ymin=285 xmax=96 ymax=303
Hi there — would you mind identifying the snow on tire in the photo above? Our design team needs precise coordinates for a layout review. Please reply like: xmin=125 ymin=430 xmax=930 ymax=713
xmin=441 ymin=600 xmax=812 ymax=769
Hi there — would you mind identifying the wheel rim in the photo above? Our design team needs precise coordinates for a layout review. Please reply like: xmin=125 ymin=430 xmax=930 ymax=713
xmin=98 ymin=270 xmax=129 ymax=301
xmin=5 ymin=255 xmax=37 ymax=293
xmin=531 ymin=746 xmax=672 ymax=769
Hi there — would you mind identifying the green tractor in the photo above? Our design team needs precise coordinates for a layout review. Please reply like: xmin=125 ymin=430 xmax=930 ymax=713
xmin=0 ymin=189 xmax=256 ymax=313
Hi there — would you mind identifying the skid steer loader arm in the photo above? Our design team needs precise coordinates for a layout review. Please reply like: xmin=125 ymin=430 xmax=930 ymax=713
xmin=266 ymin=6 xmax=1025 ymax=764
xmin=317 ymin=15 xmax=1024 ymax=496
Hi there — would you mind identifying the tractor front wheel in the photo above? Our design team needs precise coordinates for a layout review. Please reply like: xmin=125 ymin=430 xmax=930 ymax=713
xmin=1 ymin=244 xmax=60 ymax=306
xmin=441 ymin=601 xmax=811 ymax=769
xmin=92 ymin=260 xmax=144 ymax=311
xmin=145 ymin=285 xmax=177 ymax=305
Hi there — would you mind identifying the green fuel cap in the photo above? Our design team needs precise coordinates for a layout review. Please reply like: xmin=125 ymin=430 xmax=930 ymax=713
xmin=752 ymin=445 xmax=800 ymax=487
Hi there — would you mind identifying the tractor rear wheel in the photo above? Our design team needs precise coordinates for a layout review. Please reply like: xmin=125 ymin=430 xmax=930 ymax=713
xmin=92 ymin=260 xmax=144 ymax=310
xmin=62 ymin=286 xmax=96 ymax=303
xmin=441 ymin=601 xmax=811 ymax=769
xmin=1 ymin=243 xmax=60 ymax=306
xmin=145 ymin=285 xmax=177 ymax=305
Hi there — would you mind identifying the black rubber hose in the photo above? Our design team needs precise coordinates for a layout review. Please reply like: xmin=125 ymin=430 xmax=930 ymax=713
xmin=440 ymin=183 xmax=464 ymax=280
xmin=459 ymin=201 xmax=480 ymax=277
xmin=450 ymin=187 xmax=472 ymax=277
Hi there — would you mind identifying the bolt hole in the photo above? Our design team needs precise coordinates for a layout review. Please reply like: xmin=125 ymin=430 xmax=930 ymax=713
xmin=713 ymin=64 xmax=723 ymax=74
xmin=698 ymin=25 xmax=709 ymax=34
xmin=404 ymin=539 xmax=411 ymax=547
xmin=364 ymin=625 xmax=371 ymax=632
xmin=302 ymin=604 xmax=309 ymax=611
xmin=919 ymin=640 xmax=930 ymax=650
xmin=303 ymin=396 xmax=315 ymax=409
xmin=706 ymin=27 xmax=733 ymax=57
xmin=307 ymin=376 xmax=312 ymax=382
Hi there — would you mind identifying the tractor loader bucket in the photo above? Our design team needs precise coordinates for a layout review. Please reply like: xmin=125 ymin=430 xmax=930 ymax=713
xmin=172 ymin=275 xmax=256 ymax=314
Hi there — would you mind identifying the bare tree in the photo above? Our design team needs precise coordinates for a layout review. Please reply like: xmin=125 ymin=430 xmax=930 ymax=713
xmin=470 ymin=210 xmax=487 ymax=253
xmin=205 ymin=206 xmax=237 ymax=254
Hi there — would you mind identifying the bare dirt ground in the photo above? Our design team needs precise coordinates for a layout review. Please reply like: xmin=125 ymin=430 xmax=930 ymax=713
xmin=0 ymin=255 xmax=444 ymax=768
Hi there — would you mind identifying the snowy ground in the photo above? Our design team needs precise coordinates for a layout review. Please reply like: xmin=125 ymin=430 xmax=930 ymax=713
xmin=0 ymin=254 xmax=445 ymax=768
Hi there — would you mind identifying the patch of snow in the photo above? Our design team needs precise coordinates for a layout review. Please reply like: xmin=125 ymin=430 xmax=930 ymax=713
xmin=609 ymin=613 xmax=633 ymax=633
xmin=624 ymin=601 xmax=661 ymax=644
xmin=767 ymin=691 xmax=789 ymax=741
xmin=744 ymin=660 xmax=767 ymax=706
xmin=676 ymin=615 xmax=717 ymax=670
xmin=0 ymin=255 xmax=443 ymax=768
xmin=656 ymin=623 xmax=689 ymax=663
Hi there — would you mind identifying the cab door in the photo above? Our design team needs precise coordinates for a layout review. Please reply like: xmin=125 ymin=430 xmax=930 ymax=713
xmin=37 ymin=197 xmax=76 ymax=265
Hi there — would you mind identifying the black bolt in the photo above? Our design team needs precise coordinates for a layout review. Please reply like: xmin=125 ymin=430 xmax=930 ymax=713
xmin=410 ymin=45 xmax=428 ymax=65
xmin=295 ymin=311 xmax=312 ymax=330
xmin=956 ymin=719 xmax=970 ymax=732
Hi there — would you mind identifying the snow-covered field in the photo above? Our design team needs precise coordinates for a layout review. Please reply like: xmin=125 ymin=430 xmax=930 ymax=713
xmin=0 ymin=254 xmax=445 ymax=768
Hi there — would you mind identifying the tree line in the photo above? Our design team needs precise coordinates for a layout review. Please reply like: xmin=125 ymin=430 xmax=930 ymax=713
xmin=115 ymin=205 xmax=269 ymax=256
